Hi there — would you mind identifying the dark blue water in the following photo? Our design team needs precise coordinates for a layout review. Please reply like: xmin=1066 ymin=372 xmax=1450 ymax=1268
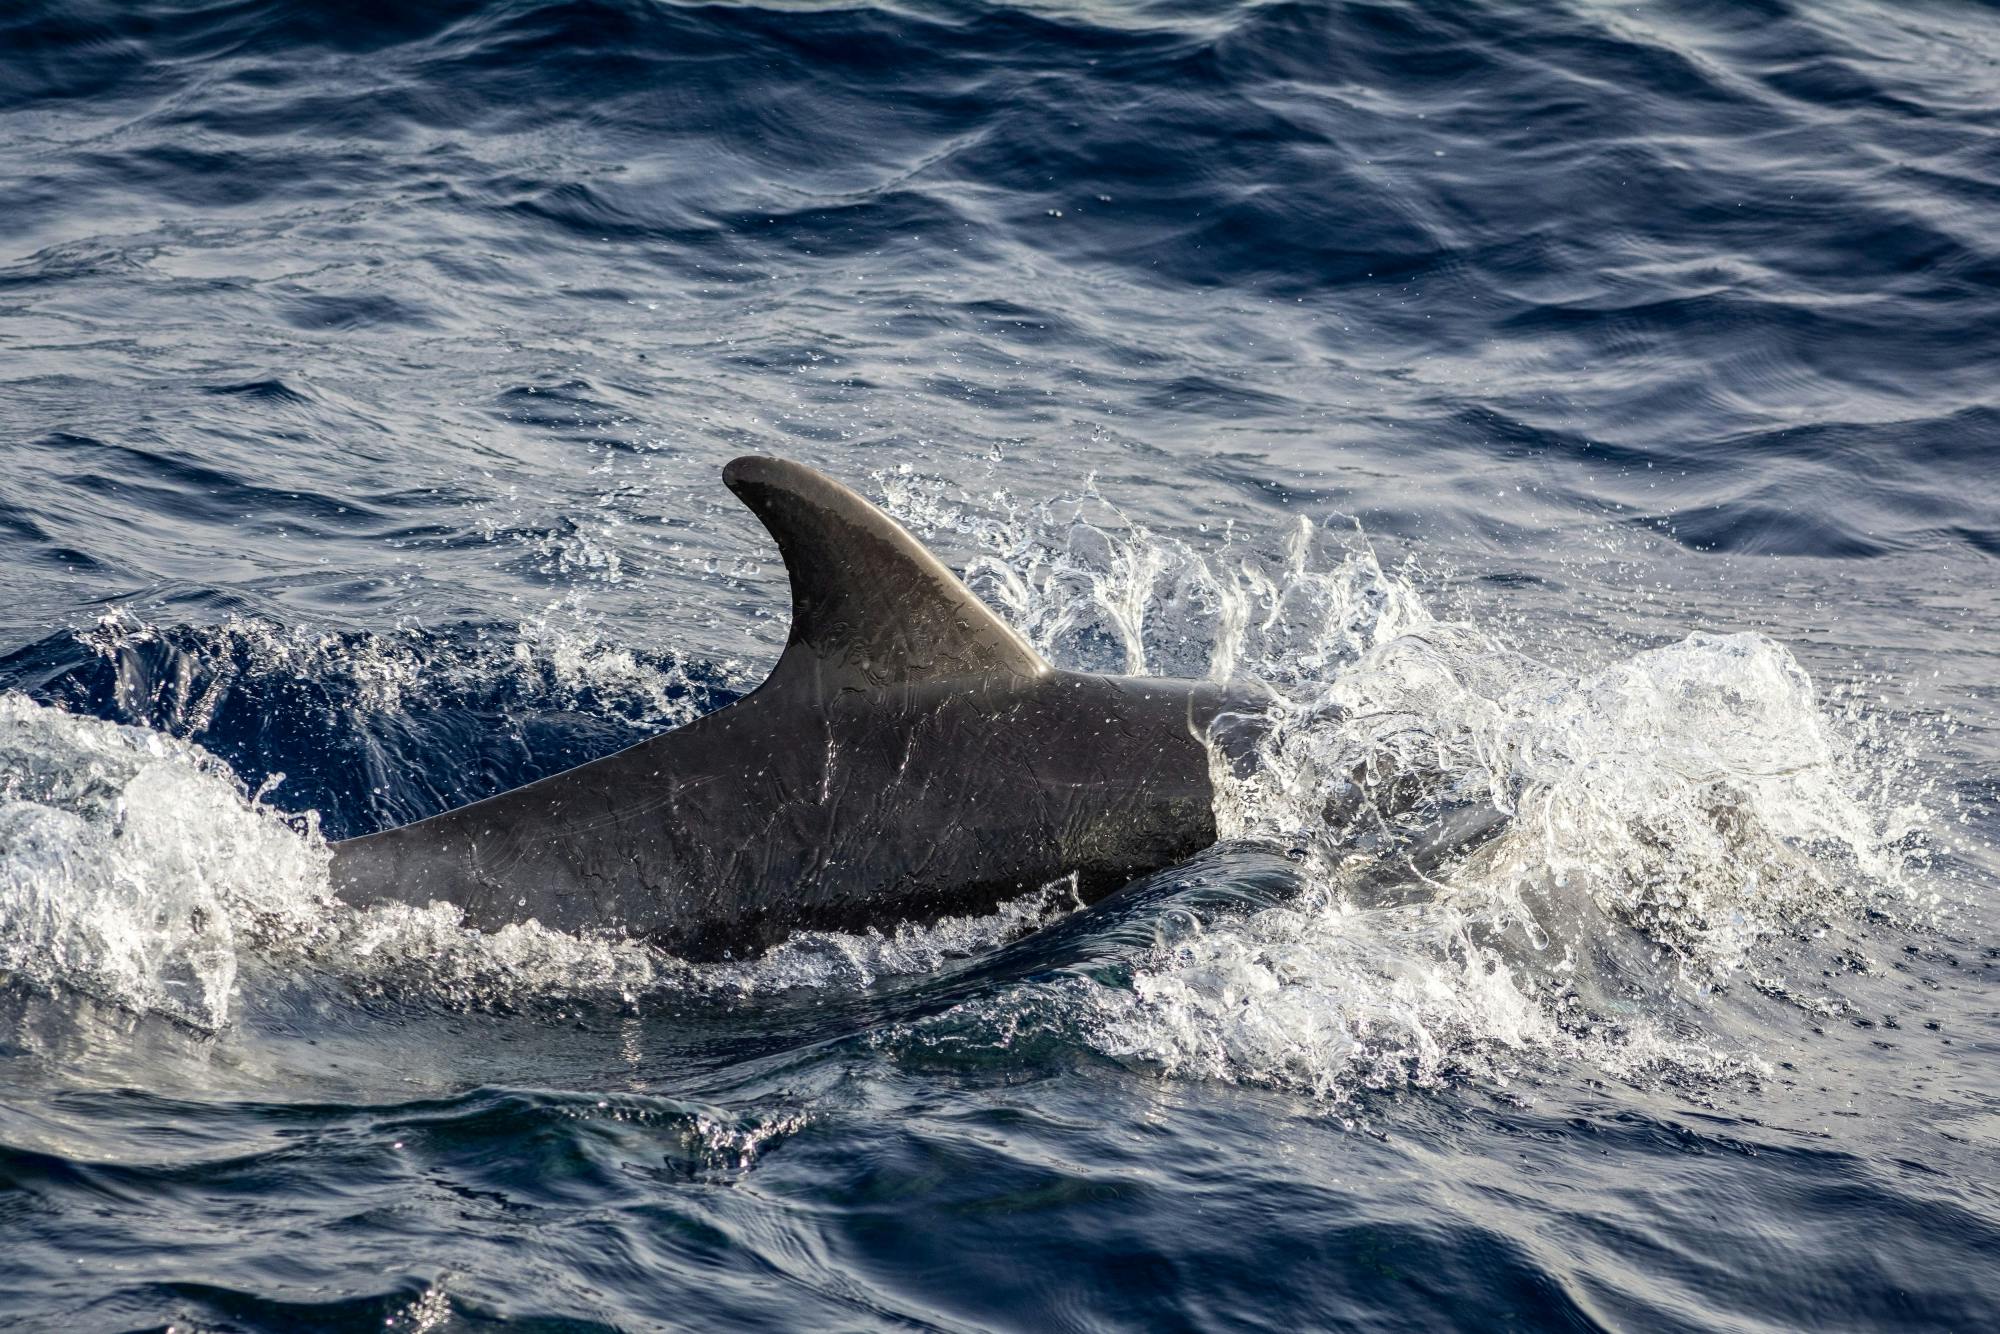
xmin=3 ymin=0 xmax=1998 ymax=1329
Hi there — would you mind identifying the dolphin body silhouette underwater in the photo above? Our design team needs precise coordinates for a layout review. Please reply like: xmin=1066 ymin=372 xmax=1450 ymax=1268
xmin=329 ymin=456 xmax=1280 ymax=958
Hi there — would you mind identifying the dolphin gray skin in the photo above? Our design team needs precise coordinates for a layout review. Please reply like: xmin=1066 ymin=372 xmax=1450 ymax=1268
xmin=329 ymin=455 xmax=1273 ymax=959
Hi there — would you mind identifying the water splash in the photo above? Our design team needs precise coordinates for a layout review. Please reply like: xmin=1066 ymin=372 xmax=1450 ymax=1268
xmin=324 ymin=878 xmax=1075 ymax=1013
xmin=0 ymin=475 xmax=1940 ymax=1103
xmin=876 ymin=468 xmax=1430 ymax=682
xmin=0 ymin=693 xmax=330 ymax=1030
xmin=871 ymin=474 xmax=1937 ymax=1101
xmin=71 ymin=605 xmax=732 ymax=735
xmin=1077 ymin=624 xmax=1931 ymax=1103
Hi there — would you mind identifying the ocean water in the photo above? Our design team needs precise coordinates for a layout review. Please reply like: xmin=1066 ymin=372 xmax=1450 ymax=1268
xmin=2 ymin=0 xmax=1997 ymax=1328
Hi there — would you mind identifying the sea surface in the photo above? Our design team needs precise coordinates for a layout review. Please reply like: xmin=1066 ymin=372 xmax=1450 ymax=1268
xmin=2 ymin=0 xmax=1998 ymax=1329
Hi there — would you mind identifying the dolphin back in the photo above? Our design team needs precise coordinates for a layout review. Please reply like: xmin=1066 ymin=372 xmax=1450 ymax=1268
xmin=330 ymin=456 xmax=1249 ymax=957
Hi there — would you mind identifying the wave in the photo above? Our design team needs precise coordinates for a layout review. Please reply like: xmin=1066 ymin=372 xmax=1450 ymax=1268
xmin=0 ymin=611 xmax=738 ymax=839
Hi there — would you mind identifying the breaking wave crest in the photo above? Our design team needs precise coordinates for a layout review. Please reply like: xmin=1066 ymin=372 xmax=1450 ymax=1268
xmin=0 ymin=476 xmax=1939 ymax=1103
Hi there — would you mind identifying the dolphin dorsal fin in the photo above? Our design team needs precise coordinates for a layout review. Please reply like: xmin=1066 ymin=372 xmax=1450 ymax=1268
xmin=723 ymin=456 xmax=1051 ymax=694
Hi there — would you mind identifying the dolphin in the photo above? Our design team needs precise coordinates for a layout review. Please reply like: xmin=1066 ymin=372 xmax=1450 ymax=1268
xmin=329 ymin=456 xmax=1276 ymax=958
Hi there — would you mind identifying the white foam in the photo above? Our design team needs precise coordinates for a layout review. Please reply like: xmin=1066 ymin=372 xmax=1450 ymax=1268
xmin=0 ymin=693 xmax=330 ymax=1030
xmin=688 ymin=877 xmax=1079 ymax=994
